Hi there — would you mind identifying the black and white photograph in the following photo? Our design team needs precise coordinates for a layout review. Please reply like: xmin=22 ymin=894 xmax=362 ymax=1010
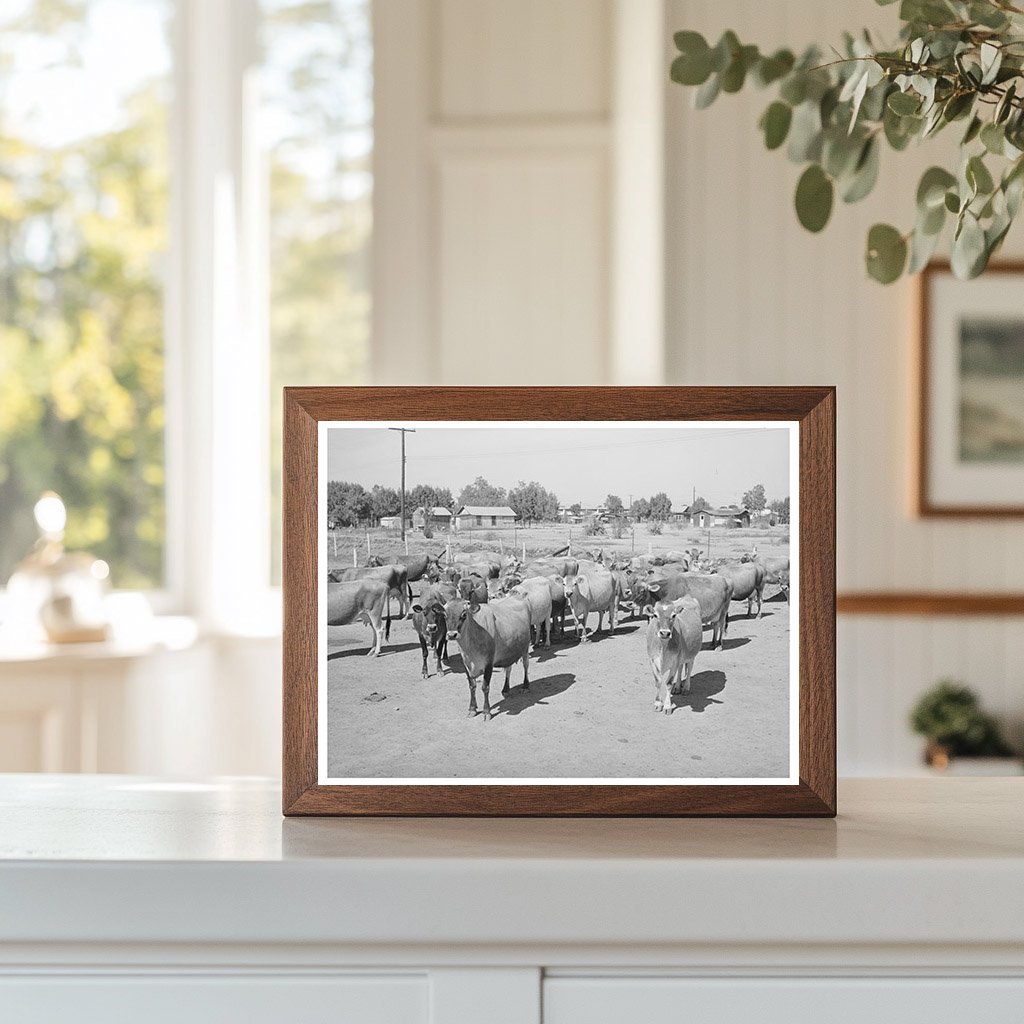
xmin=318 ymin=422 xmax=798 ymax=785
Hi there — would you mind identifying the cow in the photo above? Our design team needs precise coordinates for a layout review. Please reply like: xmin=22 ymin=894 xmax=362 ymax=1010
xmin=368 ymin=551 xmax=441 ymax=598
xmin=561 ymin=567 xmax=619 ymax=642
xmin=662 ymin=550 xmax=691 ymax=567
xmin=646 ymin=596 xmax=703 ymax=714
xmin=443 ymin=595 xmax=532 ymax=721
xmin=464 ymin=561 xmax=500 ymax=580
xmin=524 ymin=556 xmax=578 ymax=579
xmin=610 ymin=567 xmax=637 ymax=619
xmin=742 ymin=546 xmax=791 ymax=601
xmin=410 ymin=581 xmax=456 ymax=679
xmin=326 ymin=579 xmax=391 ymax=657
xmin=501 ymin=571 xmax=567 ymax=640
xmin=327 ymin=563 xmax=410 ymax=616
xmin=507 ymin=576 xmax=554 ymax=648
xmin=457 ymin=573 xmax=489 ymax=604
xmin=713 ymin=560 xmax=766 ymax=618
xmin=639 ymin=572 xmax=732 ymax=650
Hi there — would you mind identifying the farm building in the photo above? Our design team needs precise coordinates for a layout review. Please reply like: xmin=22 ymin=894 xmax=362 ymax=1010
xmin=692 ymin=506 xmax=751 ymax=529
xmin=412 ymin=506 xmax=452 ymax=531
xmin=379 ymin=515 xmax=410 ymax=530
xmin=453 ymin=505 xmax=519 ymax=530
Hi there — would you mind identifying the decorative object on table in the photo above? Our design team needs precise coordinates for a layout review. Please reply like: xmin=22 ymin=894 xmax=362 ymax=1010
xmin=670 ymin=2 xmax=1024 ymax=283
xmin=910 ymin=679 xmax=1017 ymax=771
xmin=4 ymin=492 xmax=111 ymax=644
xmin=916 ymin=261 xmax=1024 ymax=516
xmin=282 ymin=386 xmax=836 ymax=817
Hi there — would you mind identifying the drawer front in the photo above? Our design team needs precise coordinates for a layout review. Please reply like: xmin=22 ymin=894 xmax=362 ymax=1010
xmin=0 ymin=974 xmax=427 ymax=1024
xmin=544 ymin=977 xmax=1024 ymax=1024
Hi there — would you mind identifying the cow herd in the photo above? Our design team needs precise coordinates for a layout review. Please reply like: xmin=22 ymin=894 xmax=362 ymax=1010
xmin=326 ymin=544 xmax=790 ymax=721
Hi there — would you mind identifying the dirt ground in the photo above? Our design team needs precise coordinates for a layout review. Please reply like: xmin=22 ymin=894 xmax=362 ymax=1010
xmin=325 ymin=558 xmax=793 ymax=780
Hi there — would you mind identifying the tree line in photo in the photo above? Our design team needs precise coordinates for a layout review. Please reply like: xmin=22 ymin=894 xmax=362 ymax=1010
xmin=327 ymin=475 xmax=790 ymax=528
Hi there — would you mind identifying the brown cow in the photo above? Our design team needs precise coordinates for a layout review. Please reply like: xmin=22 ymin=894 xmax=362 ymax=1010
xmin=326 ymin=579 xmax=392 ymax=657
xmin=410 ymin=582 xmax=455 ymax=679
xmin=646 ymin=595 xmax=702 ymax=714
xmin=443 ymin=595 xmax=532 ymax=721
xmin=328 ymin=563 xmax=410 ymax=616
xmin=714 ymin=560 xmax=766 ymax=618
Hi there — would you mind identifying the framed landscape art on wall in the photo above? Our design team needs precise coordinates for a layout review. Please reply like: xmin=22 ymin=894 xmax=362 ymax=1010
xmin=918 ymin=262 xmax=1024 ymax=517
xmin=282 ymin=387 xmax=836 ymax=816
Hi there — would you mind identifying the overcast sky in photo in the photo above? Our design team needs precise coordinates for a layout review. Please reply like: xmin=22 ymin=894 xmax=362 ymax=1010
xmin=326 ymin=425 xmax=791 ymax=508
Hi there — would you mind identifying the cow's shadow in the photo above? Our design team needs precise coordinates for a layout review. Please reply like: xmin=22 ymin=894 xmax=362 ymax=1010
xmin=715 ymin=636 xmax=751 ymax=652
xmin=496 ymin=672 xmax=576 ymax=717
xmin=670 ymin=669 xmax=726 ymax=713
xmin=328 ymin=640 xmax=421 ymax=661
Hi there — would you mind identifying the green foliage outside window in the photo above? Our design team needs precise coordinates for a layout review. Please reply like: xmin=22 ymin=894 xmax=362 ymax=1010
xmin=0 ymin=0 xmax=170 ymax=587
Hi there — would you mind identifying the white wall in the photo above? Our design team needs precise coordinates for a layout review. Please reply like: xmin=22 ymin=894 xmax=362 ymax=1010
xmin=664 ymin=0 xmax=1024 ymax=772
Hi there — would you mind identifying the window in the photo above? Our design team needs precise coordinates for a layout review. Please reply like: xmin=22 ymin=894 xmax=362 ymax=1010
xmin=261 ymin=0 xmax=372 ymax=580
xmin=0 ymin=0 xmax=373 ymax=619
xmin=0 ymin=0 xmax=172 ymax=588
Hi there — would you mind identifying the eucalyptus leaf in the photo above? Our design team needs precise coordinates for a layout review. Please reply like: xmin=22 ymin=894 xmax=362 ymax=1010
xmin=951 ymin=211 xmax=987 ymax=278
xmin=842 ymin=137 xmax=881 ymax=203
xmin=981 ymin=121 xmax=1005 ymax=155
xmin=888 ymin=90 xmax=921 ymax=115
xmin=694 ymin=73 xmax=721 ymax=110
xmin=795 ymin=164 xmax=834 ymax=232
xmin=962 ymin=115 xmax=983 ymax=145
xmin=787 ymin=100 xmax=823 ymax=162
xmin=866 ymin=223 xmax=908 ymax=283
xmin=908 ymin=221 xmax=943 ymax=273
xmin=754 ymin=49 xmax=795 ymax=87
xmin=917 ymin=166 xmax=957 ymax=210
xmin=779 ymin=73 xmax=807 ymax=106
xmin=967 ymin=154 xmax=995 ymax=195
xmin=760 ymin=101 xmax=793 ymax=150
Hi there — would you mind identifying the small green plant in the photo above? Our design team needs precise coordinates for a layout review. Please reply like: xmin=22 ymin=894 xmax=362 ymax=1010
xmin=910 ymin=680 xmax=1014 ymax=757
xmin=584 ymin=521 xmax=606 ymax=537
xmin=648 ymin=521 xmax=663 ymax=536
xmin=671 ymin=0 xmax=1024 ymax=283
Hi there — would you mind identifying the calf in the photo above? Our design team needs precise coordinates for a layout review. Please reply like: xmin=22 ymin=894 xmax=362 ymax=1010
xmin=714 ymin=560 xmax=766 ymax=618
xmin=443 ymin=596 xmax=532 ymax=721
xmin=326 ymin=579 xmax=391 ymax=657
xmin=562 ymin=567 xmax=619 ymax=642
xmin=507 ymin=576 xmax=554 ymax=648
xmin=646 ymin=596 xmax=703 ymax=714
xmin=410 ymin=582 xmax=455 ymax=678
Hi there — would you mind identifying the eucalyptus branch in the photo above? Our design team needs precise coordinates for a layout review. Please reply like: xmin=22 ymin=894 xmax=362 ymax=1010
xmin=670 ymin=0 xmax=1024 ymax=283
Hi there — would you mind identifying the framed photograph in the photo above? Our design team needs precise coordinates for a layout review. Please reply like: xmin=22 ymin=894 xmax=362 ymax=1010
xmin=918 ymin=261 xmax=1024 ymax=516
xmin=283 ymin=387 xmax=835 ymax=816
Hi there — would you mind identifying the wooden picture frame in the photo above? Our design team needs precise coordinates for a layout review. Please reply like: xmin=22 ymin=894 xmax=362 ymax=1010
xmin=283 ymin=387 xmax=836 ymax=816
xmin=916 ymin=260 xmax=1024 ymax=517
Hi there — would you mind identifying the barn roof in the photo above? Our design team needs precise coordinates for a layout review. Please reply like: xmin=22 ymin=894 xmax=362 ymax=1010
xmin=456 ymin=505 xmax=518 ymax=518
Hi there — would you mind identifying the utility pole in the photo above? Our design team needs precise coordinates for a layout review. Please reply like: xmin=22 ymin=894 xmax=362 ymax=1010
xmin=389 ymin=427 xmax=416 ymax=543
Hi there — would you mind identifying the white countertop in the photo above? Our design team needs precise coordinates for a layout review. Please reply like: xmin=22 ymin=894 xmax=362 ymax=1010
xmin=1 ymin=776 xmax=1023 ymax=955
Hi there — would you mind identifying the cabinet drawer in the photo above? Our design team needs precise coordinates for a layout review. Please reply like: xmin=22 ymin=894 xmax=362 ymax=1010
xmin=544 ymin=977 xmax=1024 ymax=1024
xmin=0 ymin=974 xmax=427 ymax=1024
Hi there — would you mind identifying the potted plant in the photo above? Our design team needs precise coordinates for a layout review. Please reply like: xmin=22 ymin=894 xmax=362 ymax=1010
xmin=909 ymin=680 xmax=1019 ymax=772
xmin=670 ymin=0 xmax=1024 ymax=284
